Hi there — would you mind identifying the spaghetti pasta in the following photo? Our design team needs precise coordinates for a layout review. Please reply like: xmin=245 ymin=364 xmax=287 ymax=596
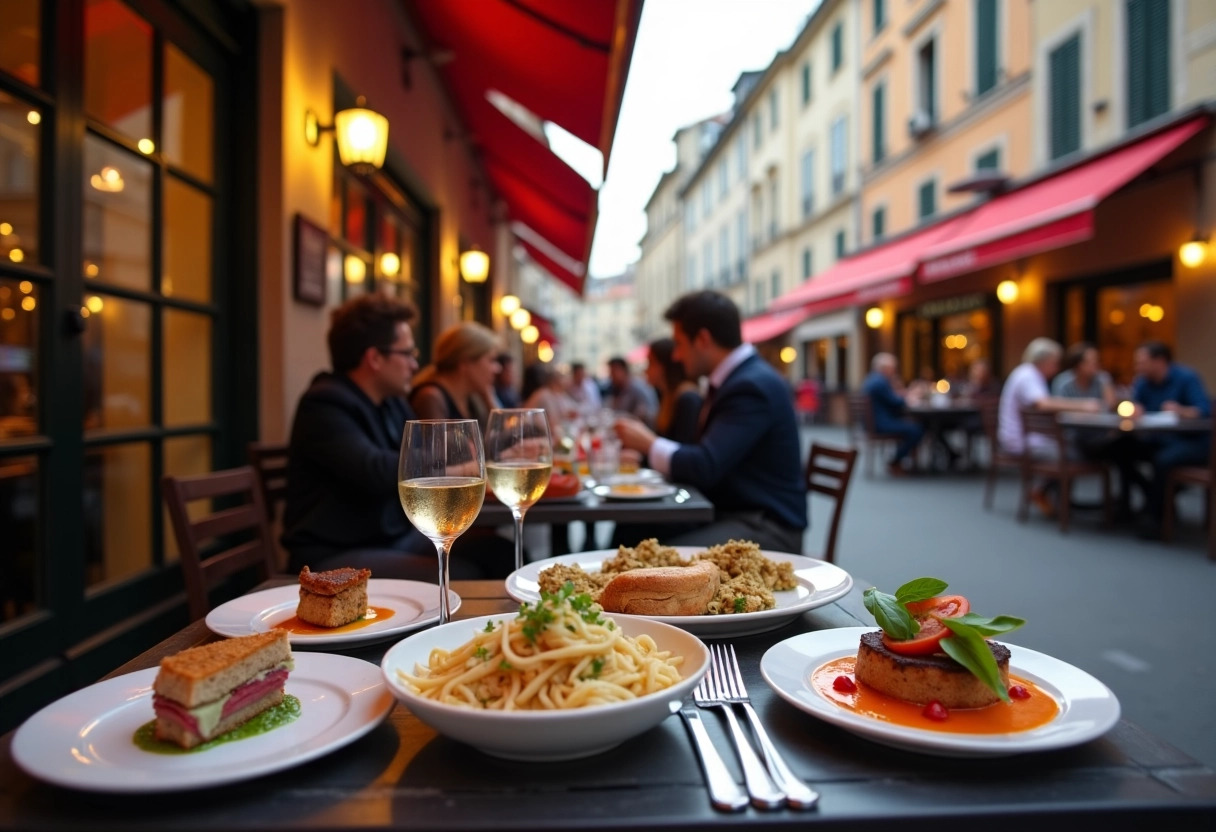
xmin=396 ymin=585 xmax=685 ymax=710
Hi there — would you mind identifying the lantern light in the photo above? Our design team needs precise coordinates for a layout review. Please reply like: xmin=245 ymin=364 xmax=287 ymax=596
xmin=344 ymin=255 xmax=367 ymax=284
xmin=864 ymin=307 xmax=884 ymax=329
xmin=521 ymin=324 xmax=539 ymax=344
xmin=459 ymin=247 xmax=490 ymax=283
xmin=537 ymin=341 xmax=554 ymax=363
xmin=1179 ymin=237 xmax=1207 ymax=268
xmin=779 ymin=346 xmax=797 ymax=364
xmin=510 ymin=308 xmax=531 ymax=330
xmin=996 ymin=279 xmax=1019 ymax=304
xmin=499 ymin=294 xmax=521 ymax=315
xmin=306 ymin=96 xmax=389 ymax=175
xmin=379 ymin=252 xmax=400 ymax=278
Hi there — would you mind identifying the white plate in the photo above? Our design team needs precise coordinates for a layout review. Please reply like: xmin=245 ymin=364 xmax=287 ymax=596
xmin=506 ymin=548 xmax=854 ymax=638
xmin=590 ymin=483 xmax=677 ymax=500
xmin=601 ymin=469 xmax=665 ymax=485
xmin=205 ymin=579 xmax=461 ymax=646
xmin=12 ymin=652 xmax=395 ymax=792
xmin=760 ymin=627 xmax=1121 ymax=758
xmin=381 ymin=613 xmax=709 ymax=761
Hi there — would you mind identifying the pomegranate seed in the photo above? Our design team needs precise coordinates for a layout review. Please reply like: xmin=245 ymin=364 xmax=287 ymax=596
xmin=832 ymin=675 xmax=857 ymax=693
xmin=923 ymin=700 xmax=949 ymax=721
xmin=1009 ymin=684 xmax=1031 ymax=700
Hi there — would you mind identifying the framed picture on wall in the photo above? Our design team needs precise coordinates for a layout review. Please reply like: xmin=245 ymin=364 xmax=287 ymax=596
xmin=294 ymin=214 xmax=328 ymax=306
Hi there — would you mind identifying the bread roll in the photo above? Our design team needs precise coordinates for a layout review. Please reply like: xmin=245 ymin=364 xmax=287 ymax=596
xmin=598 ymin=560 xmax=720 ymax=616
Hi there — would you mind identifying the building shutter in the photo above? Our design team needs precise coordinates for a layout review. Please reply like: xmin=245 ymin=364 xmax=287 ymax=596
xmin=975 ymin=0 xmax=998 ymax=96
xmin=832 ymin=23 xmax=842 ymax=72
xmin=918 ymin=180 xmax=936 ymax=220
xmin=873 ymin=82 xmax=885 ymax=164
xmin=1127 ymin=0 xmax=1170 ymax=127
xmin=872 ymin=207 xmax=886 ymax=240
xmin=975 ymin=148 xmax=1000 ymax=170
xmin=1049 ymin=34 xmax=1081 ymax=160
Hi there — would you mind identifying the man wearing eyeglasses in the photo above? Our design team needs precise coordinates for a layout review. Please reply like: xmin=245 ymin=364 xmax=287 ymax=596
xmin=282 ymin=294 xmax=489 ymax=579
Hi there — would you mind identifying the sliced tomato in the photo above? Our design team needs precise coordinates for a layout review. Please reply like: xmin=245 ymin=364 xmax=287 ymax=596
xmin=882 ymin=595 xmax=971 ymax=656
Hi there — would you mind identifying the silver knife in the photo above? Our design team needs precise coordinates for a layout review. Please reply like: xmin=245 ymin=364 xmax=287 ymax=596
xmin=679 ymin=708 xmax=748 ymax=812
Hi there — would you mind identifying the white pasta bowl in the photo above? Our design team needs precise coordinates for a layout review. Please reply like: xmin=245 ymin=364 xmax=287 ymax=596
xmin=380 ymin=612 xmax=710 ymax=761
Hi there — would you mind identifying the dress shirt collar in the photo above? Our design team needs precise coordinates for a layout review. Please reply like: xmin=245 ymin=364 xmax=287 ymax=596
xmin=707 ymin=342 xmax=755 ymax=390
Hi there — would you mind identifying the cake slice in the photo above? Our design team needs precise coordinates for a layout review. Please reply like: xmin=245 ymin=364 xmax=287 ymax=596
xmin=297 ymin=566 xmax=372 ymax=627
xmin=152 ymin=630 xmax=293 ymax=749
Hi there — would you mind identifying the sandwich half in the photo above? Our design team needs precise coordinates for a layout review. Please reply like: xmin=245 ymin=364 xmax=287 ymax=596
xmin=152 ymin=630 xmax=293 ymax=749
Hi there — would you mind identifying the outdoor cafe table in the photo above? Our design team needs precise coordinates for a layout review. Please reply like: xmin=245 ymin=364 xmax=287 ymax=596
xmin=1056 ymin=411 xmax=1214 ymax=434
xmin=475 ymin=483 xmax=715 ymax=555
xmin=3 ymin=579 xmax=1213 ymax=831
xmin=906 ymin=401 xmax=982 ymax=469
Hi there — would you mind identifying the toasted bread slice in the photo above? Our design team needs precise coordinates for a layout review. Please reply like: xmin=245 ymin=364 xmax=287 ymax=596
xmin=154 ymin=630 xmax=291 ymax=708
xmin=598 ymin=559 xmax=720 ymax=616
xmin=298 ymin=566 xmax=371 ymax=596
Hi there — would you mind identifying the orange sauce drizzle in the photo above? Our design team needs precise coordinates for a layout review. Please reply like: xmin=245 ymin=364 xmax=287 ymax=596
xmin=274 ymin=606 xmax=394 ymax=635
xmin=812 ymin=657 xmax=1060 ymax=734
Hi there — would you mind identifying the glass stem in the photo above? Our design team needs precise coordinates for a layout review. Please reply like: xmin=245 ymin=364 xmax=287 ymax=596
xmin=435 ymin=539 xmax=452 ymax=624
xmin=512 ymin=509 xmax=526 ymax=573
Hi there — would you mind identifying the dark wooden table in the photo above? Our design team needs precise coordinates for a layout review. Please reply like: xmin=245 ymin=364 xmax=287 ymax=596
xmin=475 ymin=484 xmax=714 ymax=555
xmin=2 ymin=578 xmax=1214 ymax=831
xmin=906 ymin=402 xmax=981 ymax=470
xmin=1057 ymin=412 xmax=1213 ymax=434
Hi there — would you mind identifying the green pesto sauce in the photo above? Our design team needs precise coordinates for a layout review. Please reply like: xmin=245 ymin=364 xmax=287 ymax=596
xmin=133 ymin=694 xmax=301 ymax=754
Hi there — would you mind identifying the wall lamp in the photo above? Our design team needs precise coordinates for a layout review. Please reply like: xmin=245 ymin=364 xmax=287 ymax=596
xmin=1179 ymin=234 xmax=1208 ymax=268
xmin=864 ymin=307 xmax=885 ymax=329
xmin=305 ymin=96 xmax=389 ymax=175
xmin=460 ymin=246 xmax=490 ymax=283
xmin=996 ymin=279 xmax=1019 ymax=304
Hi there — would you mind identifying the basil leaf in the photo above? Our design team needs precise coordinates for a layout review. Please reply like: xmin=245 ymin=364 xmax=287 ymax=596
xmin=939 ymin=620 xmax=1010 ymax=703
xmin=894 ymin=577 xmax=949 ymax=604
xmin=863 ymin=588 xmax=919 ymax=640
xmin=953 ymin=613 xmax=1026 ymax=637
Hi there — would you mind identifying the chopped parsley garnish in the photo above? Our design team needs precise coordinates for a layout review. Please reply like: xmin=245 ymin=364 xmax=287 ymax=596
xmin=733 ymin=596 xmax=747 ymax=613
xmin=474 ymin=646 xmax=489 ymax=662
xmin=483 ymin=620 xmax=496 ymax=633
xmin=517 ymin=581 xmax=607 ymax=643
xmin=580 ymin=656 xmax=605 ymax=680
xmin=499 ymin=659 xmax=512 ymax=670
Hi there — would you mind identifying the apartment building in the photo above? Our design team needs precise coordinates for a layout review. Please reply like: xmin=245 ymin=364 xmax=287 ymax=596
xmin=635 ymin=118 xmax=721 ymax=344
xmin=555 ymin=268 xmax=638 ymax=377
xmin=772 ymin=0 xmax=1216 ymax=390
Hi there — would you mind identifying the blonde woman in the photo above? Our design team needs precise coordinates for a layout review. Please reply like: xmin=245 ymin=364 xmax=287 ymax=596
xmin=409 ymin=322 xmax=502 ymax=429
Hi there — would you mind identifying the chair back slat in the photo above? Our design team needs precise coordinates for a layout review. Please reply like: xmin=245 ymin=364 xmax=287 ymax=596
xmin=804 ymin=442 xmax=859 ymax=564
xmin=162 ymin=466 xmax=278 ymax=622
xmin=247 ymin=442 xmax=290 ymax=521
xmin=1019 ymin=407 xmax=1064 ymax=456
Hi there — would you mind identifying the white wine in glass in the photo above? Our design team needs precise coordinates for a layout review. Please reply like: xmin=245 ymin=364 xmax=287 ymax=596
xmin=485 ymin=408 xmax=552 ymax=573
xmin=398 ymin=419 xmax=485 ymax=625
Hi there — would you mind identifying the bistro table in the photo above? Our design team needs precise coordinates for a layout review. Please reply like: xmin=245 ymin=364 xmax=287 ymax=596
xmin=475 ymin=483 xmax=714 ymax=555
xmin=906 ymin=401 xmax=982 ymax=470
xmin=2 ymin=578 xmax=1213 ymax=831
xmin=1056 ymin=411 xmax=1213 ymax=434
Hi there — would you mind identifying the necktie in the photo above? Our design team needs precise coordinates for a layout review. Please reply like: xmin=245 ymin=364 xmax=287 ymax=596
xmin=697 ymin=384 xmax=717 ymax=437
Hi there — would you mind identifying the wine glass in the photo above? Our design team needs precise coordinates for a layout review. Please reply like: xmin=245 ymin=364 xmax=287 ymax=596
xmin=484 ymin=408 xmax=553 ymax=573
xmin=398 ymin=419 xmax=485 ymax=625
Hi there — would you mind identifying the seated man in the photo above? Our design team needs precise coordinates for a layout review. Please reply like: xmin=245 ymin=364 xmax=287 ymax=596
xmin=861 ymin=353 xmax=925 ymax=476
xmin=605 ymin=356 xmax=658 ymax=428
xmin=998 ymin=338 xmax=1101 ymax=516
xmin=1129 ymin=340 xmax=1212 ymax=537
xmin=614 ymin=291 xmax=807 ymax=553
xmin=281 ymin=295 xmax=501 ymax=579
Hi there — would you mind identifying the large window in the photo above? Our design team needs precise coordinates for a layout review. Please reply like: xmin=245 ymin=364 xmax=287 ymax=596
xmin=831 ymin=22 xmax=843 ymax=73
xmin=769 ymin=87 xmax=779 ymax=130
xmin=1126 ymin=0 xmax=1170 ymax=128
xmin=872 ymin=206 xmax=886 ymax=241
xmin=802 ymin=247 xmax=813 ymax=280
xmin=975 ymin=0 xmax=999 ymax=97
xmin=719 ymin=226 xmax=730 ymax=286
xmin=1049 ymin=34 xmax=1082 ymax=159
xmin=874 ymin=0 xmax=886 ymax=35
xmin=0 ymin=0 xmax=256 ymax=734
xmin=917 ymin=38 xmax=938 ymax=125
xmin=801 ymin=60 xmax=811 ymax=106
xmin=918 ymin=179 xmax=937 ymax=220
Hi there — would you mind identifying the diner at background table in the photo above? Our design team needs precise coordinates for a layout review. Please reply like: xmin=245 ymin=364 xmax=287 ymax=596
xmin=2 ymin=576 xmax=1213 ymax=831
xmin=614 ymin=291 xmax=806 ymax=553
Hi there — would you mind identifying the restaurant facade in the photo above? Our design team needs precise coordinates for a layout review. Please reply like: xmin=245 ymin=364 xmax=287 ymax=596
xmin=0 ymin=0 xmax=639 ymax=732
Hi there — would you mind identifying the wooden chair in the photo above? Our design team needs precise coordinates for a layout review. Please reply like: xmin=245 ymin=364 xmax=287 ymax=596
xmin=1162 ymin=416 xmax=1215 ymax=561
xmin=1017 ymin=409 xmax=1113 ymax=533
xmin=847 ymin=392 xmax=905 ymax=477
xmin=804 ymin=442 xmax=859 ymax=564
xmin=981 ymin=397 xmax=1023 ymax=509
xmin=162 ymin=466 xmax=279 ymax=621
xmin=247 ymin=442 xmax=289 ymax=523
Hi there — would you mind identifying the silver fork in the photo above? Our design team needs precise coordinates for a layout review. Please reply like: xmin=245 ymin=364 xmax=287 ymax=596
xmin=714 ymin=643 xmax=820 ymax=810
xmin=694 ymin=651 xmax=785 ymax=809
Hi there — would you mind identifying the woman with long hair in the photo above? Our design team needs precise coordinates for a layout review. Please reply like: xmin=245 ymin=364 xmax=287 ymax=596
xmin=408 ymin=322 xmax=502 ymax=429
xmin=646 ymin=338 xmax=702 ymax=444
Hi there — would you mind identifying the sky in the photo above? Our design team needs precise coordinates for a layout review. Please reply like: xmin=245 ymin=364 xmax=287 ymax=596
xmin=585 ymin=0 xmax=822 ymax=279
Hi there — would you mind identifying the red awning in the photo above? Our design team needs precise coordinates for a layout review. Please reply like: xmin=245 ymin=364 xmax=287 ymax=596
xmin=768 ymin=216 xmax=968 ymax=315
xmin=741 ymin=308 xmax=806 ymax=343
xmin=918 ymin=115 xmax=1209 ymax=282
xmin=405 ymin=0 xmax=643 ymax=294
xmin=528 ymin=310 xmax=560 ymax=346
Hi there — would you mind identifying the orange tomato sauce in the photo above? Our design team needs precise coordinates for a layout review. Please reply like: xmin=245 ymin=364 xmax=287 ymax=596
xmin=812 ymin=657 xmax=1060 ymax=734
xmin=274 ymin=606 xmax=394 ymax=635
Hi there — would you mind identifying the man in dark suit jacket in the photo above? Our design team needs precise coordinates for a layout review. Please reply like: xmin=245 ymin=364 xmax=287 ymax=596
xmin=282 ymin=295 xmax=494 ymax=579
xmin=615 ymin=291 xmax=807 ymax=553
xmin=861 ymin=352 xmax=925 ymax=476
